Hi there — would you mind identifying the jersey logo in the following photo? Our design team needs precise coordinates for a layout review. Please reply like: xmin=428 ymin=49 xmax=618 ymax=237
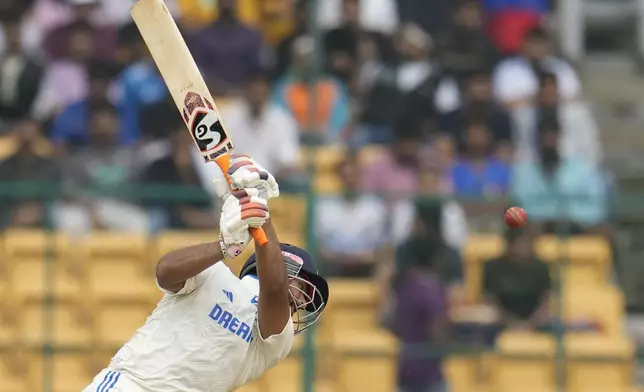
xmin=250 ymin=295 xmax=258 ymax=305
xmin=223 ymin=290 xmax=234 ymax=303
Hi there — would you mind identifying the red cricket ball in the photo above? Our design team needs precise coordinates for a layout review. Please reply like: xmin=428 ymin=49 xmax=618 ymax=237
xmin=504 ymin=207 xmax=527 ymax=228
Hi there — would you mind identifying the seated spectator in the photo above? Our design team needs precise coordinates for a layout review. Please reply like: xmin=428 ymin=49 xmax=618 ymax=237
xmin=493 ymin=27 xmax=580 ymax=108
xmin=438 ymin=69 xmax=512 ymax=146
xmin=218 ymin=70 xmax=300 ymax=180
xmin=323 ymin=0 xmax=360 ymax=83
xmin=114 ymin=22 xmax=168 ymax=146
xmin=451 ymin=121 xmax=511 ymax=197
xmin=435 ymin=0 xmax=498 ymax=82
xmin=141 ymin=126 xmax=217 ymax=230
xmin=483 ymin=229 xmax=550 ymax=330
xmin=188 ymin=0 xmax=263 ymax=94
xmin=0 ymin=18 xmax=43 ymax=130
xmin=511 ymin=121 xmax=608 ymax=234
xmin=34 ymin=21 xmax=97 ymax=118
xmin=317 ymin=0 xmax=399 ymax=35
xmin=0 ymin=119 xmax=60 ymax=228
xmin=273 ymin=35 xmax=350 ymax=143
xmin=390 ymin=238 xmax=449 ymax=392
xmin=49 ymin=61 xmax=119 ymax=153
xmin=315 ymin=154 xmax=387 ymax=277
xmin=273 ymin=0 xmax=308 ymax=79
xmin=484 ymin=0 xmax=547 ymax=54
xmin=43 ymin=0 xmax=117 ymax=61
xmin=54 ymin=104 xmax=147 ymax=235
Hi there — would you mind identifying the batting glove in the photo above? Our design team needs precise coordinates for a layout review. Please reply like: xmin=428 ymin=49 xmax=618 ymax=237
xmin=219 ymin=188 xmax=270 ymax=259
xmin=212 ymin=154 xmax=279 ymax=201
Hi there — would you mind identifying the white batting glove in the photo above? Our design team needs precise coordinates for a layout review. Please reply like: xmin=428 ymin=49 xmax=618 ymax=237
xmin=212 ymin=154 xmax=279 ymax=201
xmin=218 ymin=188 xmax=270 ymax=259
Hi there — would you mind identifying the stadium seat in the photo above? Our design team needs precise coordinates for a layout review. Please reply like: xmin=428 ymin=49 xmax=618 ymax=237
xmin=3 ymin=229 xmax=68 ymax=258
xmin=0 ymin=350 xmax=30 ymax=392
xmin=151 ymin=230 xmax=219 ymax=269
xmin=333 ymin=330 xmax=397 ymax=392
xmin=358 ymin=145 xmax=388 ymax=165
xmin=302 ymin=145 xmax=346 ymax=173
xmin=444 ymin=356 xmax=488 ymax=392
xmin=562 ymin=285 xmax=625 ymax=335
xmin=493 ymin=332 xmax=556 ymax=392
xmin=536 ymin=236 xmax=610 ymax=287
xmin=94 ymin=300 xmax=154 ymax=347
xmin=269 ymin=195 xmax=307 ymax=234
xmin=462 ymin=235 xmax=504 ymax=301
xmin=87 ymin=259 xmax=156 ymax=301
xmin=262 ymin=356 xmax=303 ymax=392
xmin=8 ymin=258 xmax=82 ymax=301
xmin=324 ymin=279 xmax=379 ymax=334
xmin=235 ymin=382 xmax=262 ymax=392
xmin=565 ymin=334 xmax=635 ymax=392
xmin=18 ymin=299 xmax=93 ymax=346
xmin=31 ymin=353 xmax=94 ymax=392
xmin=314 ymin=173 xmax=343 ymax=195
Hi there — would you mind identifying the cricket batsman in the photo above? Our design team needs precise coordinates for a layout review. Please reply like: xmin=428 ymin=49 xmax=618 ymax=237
xmin=82 ymin=155 xmax=329 ymax=392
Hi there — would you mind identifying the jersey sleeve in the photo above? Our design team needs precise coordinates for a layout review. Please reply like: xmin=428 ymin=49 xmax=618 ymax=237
xmin=155 ymin=264 xmax=219 ymax=296
xmin=233 ymin=318 xmax=295 ymax=387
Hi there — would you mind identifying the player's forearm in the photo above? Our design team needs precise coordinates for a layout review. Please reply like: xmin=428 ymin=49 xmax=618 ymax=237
xmin=156 ymin=242 xmax=223 ymax=292
xmin=255 ymin=218 xmax=289 ymax=293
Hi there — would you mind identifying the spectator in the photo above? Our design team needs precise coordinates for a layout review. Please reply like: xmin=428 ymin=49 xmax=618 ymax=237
xmin=54 ymin=103 xmax=147 ymax=235
xmin=273 ymin=0 xmax=308 ymax=79
xmin=318 ymin=0 xmax=399 ymax=35
xmin=438 ymin=69 xmax=512 ymax=146
xmin=273 ymin=35 xmax=350 ymax=143
xmin=493 ymin=26 xmax=581 ymax=108
xmin=114 ymin=22 xmax=168 ymax=146
xmin=315 ymin=154 xmax=387 ymax=277
xmin=483 ymin=229 xmax=551 ymax=330
xmin=396 ymin=0 xmax=450 ymax=35
xmin=188 ymin=0 xmax=264 ymax=94
xmin=0 ymin=17 xmax=44 ymax=130
xmin=49 ymin=61 xmax=118 ymax=153
xmin=391 ymin=237 xmax=449 ymax=392
xmin=323 ymin=0 xmax=361 ymax=83
xmin=141 ymin=126 xmax=217 ymax=230
xmin=511 ymin=121 xmax=608 ymax=234
xmin=217 ymin=70 xmax=300 ymax=180
xmin=43 ymin=0 xmax=117 ymax=61
xmin=34 ymin=21 xmax=97 ymax=118
xmin=436 ymin=0 xmax=498 ymax=82
xmin=484 ymin=0 xmax=547 ymax=54
xmin=451 ymin=121 xmax=511 ymax=197
xmin=0 ymin=119 xmax=60 ymax=228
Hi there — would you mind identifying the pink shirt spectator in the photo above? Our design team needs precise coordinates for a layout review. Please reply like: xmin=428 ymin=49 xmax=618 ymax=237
xmin=35 ymin=60 xmax=88 ymax=117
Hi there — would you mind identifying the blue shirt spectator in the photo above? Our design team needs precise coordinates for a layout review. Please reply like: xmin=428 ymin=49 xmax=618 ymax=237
xmin=451 ymin=121 xmax=511 ymax=196
xmin=511 ymin=121 xmax=608 ymax=228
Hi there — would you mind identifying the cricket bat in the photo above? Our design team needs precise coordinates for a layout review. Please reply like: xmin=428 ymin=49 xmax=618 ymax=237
xmin=130 ymin=0 xmax=268 ymax=245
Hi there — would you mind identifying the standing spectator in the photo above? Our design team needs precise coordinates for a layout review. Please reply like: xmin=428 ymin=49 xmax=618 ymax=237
xmin=396 ymin=0 xmax=450 ymax=35
xmin=188 ymin=0 xmax=264 ymax=94
xmin=484 ymin=0 xmax=547 ymax=54
xmin=315 ymin=154 xmax=387 ymax=277
xmin=43 ymin=0 xmax=117 ymax=61
xmin=0 ymin=119 xmax=60 ymax=228
xmin=493 ymin=27 xmax=581 ymax=108
xmin=114 ymin=22 xmax=168 ymax=146
xmin=391 ymin=238 xmax=449 ymax=392
xmin=273 ymin=35 xmax=350 ymax=143
xmin=0 ymin=18 xmax=44 ymax=130
xmin=273 ymin=0 xmax=308 ymax=79
xmin=49 ymin=61 xmax=118 ymax=153
xmin=217 ymin=70 xmax=300 ymax=180
xmin=54 ymin=103 xmax=147 ymax=235
xmin=141 ymin=126 xmax=217 ymax=230
xmin=451 ymin=121 xmax=511 ymax=197
xmin=483 ymin=229 xmax=551 ymax=330
xmin=317 ymin=0 xmax=399 ymax=35
xmin=436 ymin=0 xmax=498 ymax=82
xmin=511 ymin=121 xmax=608 ymax=234
xmin=34 ymin=21 xmax=96 ymax=118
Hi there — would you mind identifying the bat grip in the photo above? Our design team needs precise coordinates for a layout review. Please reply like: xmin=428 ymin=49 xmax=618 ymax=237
xmin=216 ymin=154 xmax=269 ymax=247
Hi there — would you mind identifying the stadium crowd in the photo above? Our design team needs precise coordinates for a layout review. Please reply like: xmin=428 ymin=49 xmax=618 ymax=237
xmin=0 ymin=0 xmax=611 ymax=391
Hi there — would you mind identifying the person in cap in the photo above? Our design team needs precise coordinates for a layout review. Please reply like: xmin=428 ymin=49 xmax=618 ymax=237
xmin=82 ymin=154 xmax=329 ymax=392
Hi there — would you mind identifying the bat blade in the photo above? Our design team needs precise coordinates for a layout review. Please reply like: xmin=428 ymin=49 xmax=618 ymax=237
xmin=131 ymin=0 xmax=234 ymax=163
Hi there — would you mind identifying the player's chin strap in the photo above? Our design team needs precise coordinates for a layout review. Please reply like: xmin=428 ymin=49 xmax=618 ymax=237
xmin=284 ymin=257 xmax=326 ymax=335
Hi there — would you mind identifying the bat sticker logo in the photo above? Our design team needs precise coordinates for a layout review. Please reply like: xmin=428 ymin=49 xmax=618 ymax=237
xmin=190 ymin=109 xmax=225 ymax=152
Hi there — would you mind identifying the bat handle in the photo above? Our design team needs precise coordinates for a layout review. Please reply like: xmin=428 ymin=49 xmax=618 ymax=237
xmin=216 ymin=154 xmax=269 ymax=247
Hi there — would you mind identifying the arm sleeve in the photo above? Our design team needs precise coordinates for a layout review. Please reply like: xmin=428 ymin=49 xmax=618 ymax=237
xmin=155 ymin=264 xmax=218 ymax=296
xmin=234 ymin=318 xmax=295 ymax=387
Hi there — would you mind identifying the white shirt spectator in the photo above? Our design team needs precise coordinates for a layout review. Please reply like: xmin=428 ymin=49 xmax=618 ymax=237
xmin=492 ymin=56 xmax=581 ymax=104
xmin=317 ymin=0 xmax=399 ymax=34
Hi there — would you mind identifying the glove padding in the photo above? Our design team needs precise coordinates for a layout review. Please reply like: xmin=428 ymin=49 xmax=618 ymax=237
xmin=219 ymin=188 xmax=270 ymax=259
xmin=212 ymin=154 xmax=279 ymax=201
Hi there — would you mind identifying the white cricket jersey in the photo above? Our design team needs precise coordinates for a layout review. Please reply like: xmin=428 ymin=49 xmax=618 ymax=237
xmin=108 ymin=262 xmax=295 ymax=392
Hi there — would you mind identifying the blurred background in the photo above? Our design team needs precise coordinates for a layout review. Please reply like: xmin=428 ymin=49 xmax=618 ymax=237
xmin=1 ymin=0 xmax=644 ymax=391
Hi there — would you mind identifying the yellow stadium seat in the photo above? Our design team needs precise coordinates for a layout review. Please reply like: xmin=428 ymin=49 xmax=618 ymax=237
xmin=493 ymin=332 xmax=556 ymax=392
xmin=262 ymin=357 xmax=303 ymax=392
xmin=302 ymin=145 xmax=346 ymax=173
xmin=334 ymin=330 xmax=397 ymax=392
xmin=324 ymin=279 xmax=379 ymax=334
xmin=444 ymin=356 xmax=488 ymax=392
xmin=0 ymin=350 xmax=30 ymax=392
xmin=151 ymin=231 xmax=219 ymax=267
xmin=536 ymin=236 xmax=610 ymax=287
xmin=269 ymin=195 xmax=307 ymax=234
xmin=0 ymin=136 xmax=14 ymax=160
xmin=562 ymin=285 xmax=624 ymax=335
xmin=358 ymin=145 xmax=388 ymax=166
xmin=565 ymin=334 xmax=635 ymax=392
xmin=462 ymin=235 xmax=504 ymax=302
xmin=88 ymin=259 xmax=156 ymax=301
xmin=235 ymin=382 xmax=262 ymax=392
xmin=94 ymin=300 xmax=153 ymax=347
xmin=8 ymin=258 xmax=83 ymax=301
xmin=314 ymin=173 xmax=343 ymax=195
xmin=19 ymin=299 xmax=93 ymax=346
xmin=85 ymin=232 xmax=148 ymax=258
xmin=3 ymin=229 xmax=68 ymax=258
xmin=30 ymin=353 xmax=94 ymax=392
